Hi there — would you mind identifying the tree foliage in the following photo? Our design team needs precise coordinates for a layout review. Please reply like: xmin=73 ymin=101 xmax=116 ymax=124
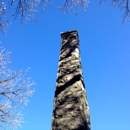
xmin=0 ymin=46 xmax=34 ymax=129
xmin=0 ymin=0 xmax=130 ymax=33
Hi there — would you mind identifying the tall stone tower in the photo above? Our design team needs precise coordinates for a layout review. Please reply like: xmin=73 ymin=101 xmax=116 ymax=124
xmin=52 ymin=30 xmax=90 ymax=130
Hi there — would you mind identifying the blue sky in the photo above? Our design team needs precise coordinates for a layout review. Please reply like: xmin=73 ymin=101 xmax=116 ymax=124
xmin=0 ymin=0 xmax=130 ymax=130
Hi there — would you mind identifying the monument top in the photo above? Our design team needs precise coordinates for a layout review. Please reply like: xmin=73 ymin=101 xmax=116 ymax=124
xmin=61 ymin=30 xmax=77 ymax=35
xmin=60 ymin=30 xmax=78 ymax=38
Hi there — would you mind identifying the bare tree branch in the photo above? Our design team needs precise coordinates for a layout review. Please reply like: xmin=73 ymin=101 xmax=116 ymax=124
xmin=0 ymin=0 xmax=129 ymax=33
xmin=0 ymin=0 xmax=9 ymax=34
xmin=59 ymin=0 xmax=89 ymax=13
xmin=0 ymin=46 xmax=35 ymax=129
xmin=102 ymin=0 xmax=130 ymax=21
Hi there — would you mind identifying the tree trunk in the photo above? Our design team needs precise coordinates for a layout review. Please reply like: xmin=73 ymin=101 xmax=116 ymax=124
xmin=52 ymin=30 xmax=91 ymax=130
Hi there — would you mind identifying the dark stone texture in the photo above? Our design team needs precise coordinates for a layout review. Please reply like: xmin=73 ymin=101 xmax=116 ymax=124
xmin=52 ymin=30 xmax=91 ymax=130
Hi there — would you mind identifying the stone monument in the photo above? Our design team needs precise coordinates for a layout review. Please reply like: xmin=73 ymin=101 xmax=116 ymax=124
xmin=51 ymin=30 xmax=91 ymax=130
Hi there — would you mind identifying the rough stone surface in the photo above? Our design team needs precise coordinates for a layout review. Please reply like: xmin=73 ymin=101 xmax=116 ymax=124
xmin=52 ymin=30 xmax=91 ymax=130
